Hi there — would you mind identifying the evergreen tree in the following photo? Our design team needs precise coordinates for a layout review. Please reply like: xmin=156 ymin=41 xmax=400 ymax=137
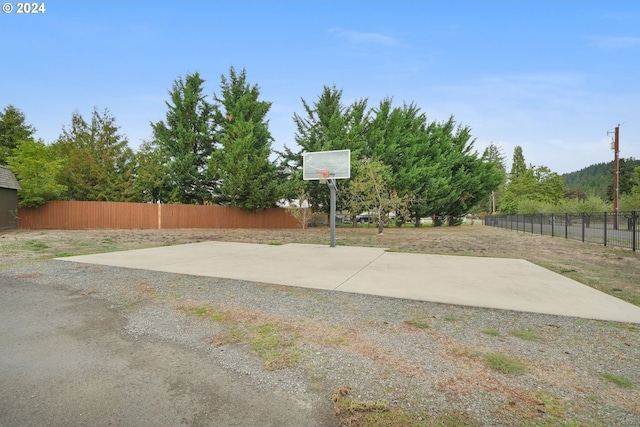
xmin=620 ymin=166 xmax=640 ymax=211
xmin=288 ymin=85 xmax=369 ymax=211
xmin=132 ymin=140 xmax=173 ymax=203
xmin=607 ymin=158 xmax=637 ymax=202
xmin=209 ymin=67 xmax=280 ymax=211
xmin=152 ymin=72 xmax=215 ymax=204
xmin=475 ymin=143 xmax=507 ymax=214
xmin=368 ymin=104 xmax=501 ymax=226
xmin=510 ymin=146 xmax=527 ymax=178
xmin=0 ymin=105 xmax=36 ymax=165
xmin=53 ymin=108 xmax=135 ymax=201
xmin=562 ymin=158 xmax=640 ymax=200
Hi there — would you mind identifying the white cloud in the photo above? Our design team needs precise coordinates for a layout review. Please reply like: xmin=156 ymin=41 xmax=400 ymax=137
xmin=327 ymin=28 xmax=399 ymax=47
xmin=585 ymin=35 xmax=640 ymax=49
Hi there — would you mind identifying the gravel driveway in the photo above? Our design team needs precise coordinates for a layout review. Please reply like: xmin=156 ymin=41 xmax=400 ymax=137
xmin=0 ymin=261 xmax=335 ymax=427
xmin=1 ymin=228 xmax=639 ymax=426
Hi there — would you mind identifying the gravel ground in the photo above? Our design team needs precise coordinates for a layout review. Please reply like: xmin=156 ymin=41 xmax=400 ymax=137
xmin=1 ymin=248 xmax=639 ymax=427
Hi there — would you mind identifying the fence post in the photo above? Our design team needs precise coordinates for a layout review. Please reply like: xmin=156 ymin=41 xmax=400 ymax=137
xmin=603 ymin=212 xmax=607 ymax=247
xmin=530 ymin=215 xmax=534 ymax=234
xmin=581 ymin=213 xmax=585 ymax=242
xmin=633 ymin=211 xmax=637 ymax=252
xmin=551 ymin=213 xmax=555 ymax=237
xmin=565 ymin=213 xmax=568 ymax=239
xmin=540 ymin=214 xmax=543 ymax=235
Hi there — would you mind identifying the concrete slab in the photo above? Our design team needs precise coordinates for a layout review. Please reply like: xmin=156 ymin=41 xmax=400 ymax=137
xmin=59 ymin=242 xmax=640 ymax=324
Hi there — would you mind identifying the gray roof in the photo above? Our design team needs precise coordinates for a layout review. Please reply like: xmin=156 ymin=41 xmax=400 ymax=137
xmin=0 ymin=166 xmax=21 ymax=190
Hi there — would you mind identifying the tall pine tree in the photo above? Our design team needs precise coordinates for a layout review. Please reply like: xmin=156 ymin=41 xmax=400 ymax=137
xmin=152 ymin=72 xmax=215 ymax=204
xmin=209 ymin=66 xmax=280 ymax=211
xmin=0 ymin=105 xmax=36 ymax=165
xmin=53 ymin=108 xmax=135 ymax=201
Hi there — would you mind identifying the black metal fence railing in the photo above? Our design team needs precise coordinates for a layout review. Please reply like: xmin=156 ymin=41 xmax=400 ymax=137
xmin=484 ymin=211 xmax=639 ymax=251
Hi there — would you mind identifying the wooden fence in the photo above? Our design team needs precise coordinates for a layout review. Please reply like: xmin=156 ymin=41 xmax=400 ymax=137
xmin=17 ymin=201 xmax=300 ymax=229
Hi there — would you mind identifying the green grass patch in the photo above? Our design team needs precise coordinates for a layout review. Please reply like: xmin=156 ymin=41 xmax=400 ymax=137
xmin=404 ymin=318 xmax=430 ymax=329
xmin=181 ymin=304 xmax=300 ymax=370
xmin=193 ymin=306 xmax=210 ymax=317
xmin=331 ymin=386 xmax=482 ymax=426
xmin=267 ymin=241 xmax=284 ymax=245
xmin=484 ymin=352 xmax=527 ymax=375
xmin=606 ymin=322 xmax=638 ymax=332
xmin=25 ymin=240 xmax=49 ymax=251
xmin=249 ymin=323 xmax=300 ymax=370
xmin=509 ymin=328 xmax=541 ymax=342
xmin=599 ymin=372 xmax=633 ymax=388
xmin=481 ymin=328 xmax=501 ymax=337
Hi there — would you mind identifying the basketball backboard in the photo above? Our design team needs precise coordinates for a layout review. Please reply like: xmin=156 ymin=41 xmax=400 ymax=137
xmin=302 ymin=149 xmax=351 ymax=180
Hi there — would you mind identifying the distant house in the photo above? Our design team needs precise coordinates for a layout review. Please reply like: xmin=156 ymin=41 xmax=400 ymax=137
xmin=0 ymin=165 xmax=21 ymax=230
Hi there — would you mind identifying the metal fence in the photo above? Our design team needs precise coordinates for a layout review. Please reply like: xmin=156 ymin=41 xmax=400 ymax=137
xmin=484 ymin=211 xmax=639 ymax=251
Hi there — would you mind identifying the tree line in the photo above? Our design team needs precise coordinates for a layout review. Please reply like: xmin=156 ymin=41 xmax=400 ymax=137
xmin=3 ymin=65 xmax=636 ymax=226
xmin=488 ymin=146 xmax=640 ymax=215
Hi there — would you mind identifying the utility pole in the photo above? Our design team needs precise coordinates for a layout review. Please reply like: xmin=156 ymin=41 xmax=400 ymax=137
xmin=612 ymin=125 xmax=620 ymax=230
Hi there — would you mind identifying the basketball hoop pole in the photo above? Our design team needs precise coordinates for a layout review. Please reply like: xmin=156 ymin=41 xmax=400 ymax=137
xmin=302 ymin=150 xmax=350 ymax=247
xmin=328 ymin=178 xmax=337 ymax=247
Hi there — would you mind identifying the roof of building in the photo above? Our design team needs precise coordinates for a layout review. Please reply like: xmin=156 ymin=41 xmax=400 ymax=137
xmin=0 ymin=165 xmax=21 ymax=190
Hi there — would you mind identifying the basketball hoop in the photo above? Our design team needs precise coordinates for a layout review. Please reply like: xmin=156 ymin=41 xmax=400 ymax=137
xmin=317 ymin=170 xmax=330 ymax=184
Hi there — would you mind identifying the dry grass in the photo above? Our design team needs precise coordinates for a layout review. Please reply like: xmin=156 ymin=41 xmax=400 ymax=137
xmin=3 ymin=225 xmax=640 ymax=427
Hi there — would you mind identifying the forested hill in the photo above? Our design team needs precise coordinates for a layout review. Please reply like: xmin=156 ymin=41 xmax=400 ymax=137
xmin=562 ymin=158 xmax=640 ymax=199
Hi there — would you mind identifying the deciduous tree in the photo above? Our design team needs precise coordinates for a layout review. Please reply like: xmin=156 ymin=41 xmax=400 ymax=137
xmin=7 ymin=138 xmax=66 ymax=207
xmin=500 ymin=163 xmax=565 ymax=214
xmin=346 ymin=158 xmax=408 ymax=234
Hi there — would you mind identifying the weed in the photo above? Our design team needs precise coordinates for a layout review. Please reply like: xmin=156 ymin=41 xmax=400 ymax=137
xmin=249 ymin=323 xmax=300 ymax=370
xmin=606 ymin=322 xmax=638 ymax=332
xmin=268 ymin=241 xmax=283 ymax=245
xmin=598 ymin=372 xmax=633 ymax=388
xmin=323 ymin=336 xmax=347 ymax=346
xmin=481 ymin=328 xmax=501 ymax=337
xmin=450 ymin=346 xmax=480 ymax=358
xmin=183 ymin=304 xmax=302 ymax=370
xmin=25 ymin=240 xmax=49 ymax=251
xmin=331 ymin=386 xmax=429 ymax=427
xmin=442 ymin=315 xmax=458 ymax=322
xmin=535 ymin=390 xmax=567 ymax=420
xmin=484 ymin=352 xmax=526 ymax=375
xmin=404 ymin=319 xmax=430 ymax=329
xmin=509 ymin=328 xmax=541 ymax=342
xmin=193 ymin=306 xmax=209 ymax=317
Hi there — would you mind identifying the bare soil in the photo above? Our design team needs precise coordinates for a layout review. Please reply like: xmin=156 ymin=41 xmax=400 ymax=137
xmin=2 ymin=224 xmax=639 ymax=306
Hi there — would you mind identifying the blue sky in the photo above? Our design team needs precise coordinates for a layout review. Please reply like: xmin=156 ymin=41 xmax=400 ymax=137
xmin=2 ymin=0 xmax=638 ymax=174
